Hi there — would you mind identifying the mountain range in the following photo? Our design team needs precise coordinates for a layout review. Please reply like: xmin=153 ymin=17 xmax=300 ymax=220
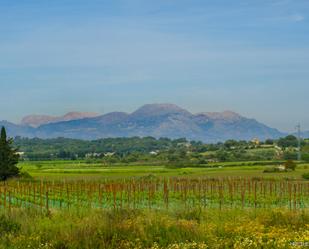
xmin=0 ymin=103 xmax=290 ymax=142
xmin=21 ymin=112 xmax=100 ymax=127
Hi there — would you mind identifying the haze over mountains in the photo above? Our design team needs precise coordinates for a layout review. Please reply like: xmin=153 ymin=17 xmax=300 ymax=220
xmin=0 ymin=104 xmax=289 ymax=142
xmin=21 ymin=112 xmax=100 ymax=127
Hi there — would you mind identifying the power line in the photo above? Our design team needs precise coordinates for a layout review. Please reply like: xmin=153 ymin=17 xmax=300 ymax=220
xmin=296 ymin=123 xmax=301 ymax=161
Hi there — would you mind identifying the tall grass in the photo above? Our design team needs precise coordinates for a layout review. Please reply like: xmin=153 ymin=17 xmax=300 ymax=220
xmin=0 ymin=207 xmax=308 ymax=249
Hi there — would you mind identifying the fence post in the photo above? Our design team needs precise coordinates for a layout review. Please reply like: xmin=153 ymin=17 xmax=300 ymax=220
xmin=4 ymin=186 xmax=7 ymax=209
xmin=8 ymin=191 xmax=11 ymax=212
xmin=46 ymin=191 xmax=49 ymax=213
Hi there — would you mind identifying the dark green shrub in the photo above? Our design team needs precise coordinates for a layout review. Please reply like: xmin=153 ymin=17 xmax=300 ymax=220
xmin=0 ymin=215 xmax=21 ymax=235
xmin=284 ymin=160 xmax=297 ymax=171
xmin=302 ymin=173 xmax=309 ymax=180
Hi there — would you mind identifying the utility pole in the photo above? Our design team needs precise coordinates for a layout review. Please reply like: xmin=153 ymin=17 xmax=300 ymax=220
xmin=296 ymin=124 xmax=301 ymax=161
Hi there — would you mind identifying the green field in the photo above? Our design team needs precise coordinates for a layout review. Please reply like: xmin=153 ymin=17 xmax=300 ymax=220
xmin=0 ymin=161 xmax=308 ymax=249
xmin=19 ymin=160 xmax=309 ymax=180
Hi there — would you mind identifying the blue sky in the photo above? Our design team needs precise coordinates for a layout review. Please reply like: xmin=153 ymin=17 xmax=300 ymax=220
xmin=0 ymin=0 xmax=308 ymax=132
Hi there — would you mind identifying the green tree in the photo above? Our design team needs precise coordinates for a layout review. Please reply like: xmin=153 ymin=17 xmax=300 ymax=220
xmin=265 ymin=139 xmax=274 ymax=145
xmin=278 ymin=135 xmax=298 ymax=148
xmin=284 ymin=160 xmax=297 ymax=171
xmin=224 ymin=140 xmax=238 ymax=149
xmin=216 ymin=149 xmax=230 ymax=162
xmin=0 ymin=127 xmax=20 ymax=180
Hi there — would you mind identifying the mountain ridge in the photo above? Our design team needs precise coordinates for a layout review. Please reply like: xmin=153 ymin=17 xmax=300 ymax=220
xmin=21 ymin=112 xmax=100 ymax=127
xmin=1 ymin=103 xmax=286 ymax=142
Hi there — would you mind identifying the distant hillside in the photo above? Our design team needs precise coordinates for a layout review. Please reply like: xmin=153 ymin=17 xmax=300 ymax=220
xmin=21 ymin=112 xmax=100 ymax=127
xmin=0 ymin=120 xmax=35 ymax=138
xmin=1 ymin=103 xmax=285 ymax=142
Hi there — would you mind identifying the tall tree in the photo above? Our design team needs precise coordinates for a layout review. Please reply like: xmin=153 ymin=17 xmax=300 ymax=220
xmin=0 ymin=127 xmax=20 ymax=180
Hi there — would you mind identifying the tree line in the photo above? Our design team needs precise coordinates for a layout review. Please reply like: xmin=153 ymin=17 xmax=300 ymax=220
xmin=13 ymin=134 xmax=309 ymax=163
xmin=1 ymin=125 xmax=308 ymax=180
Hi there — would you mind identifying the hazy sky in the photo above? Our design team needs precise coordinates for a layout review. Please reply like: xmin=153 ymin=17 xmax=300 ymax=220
xmin=0 ymin=0 xmax=308 ymax=132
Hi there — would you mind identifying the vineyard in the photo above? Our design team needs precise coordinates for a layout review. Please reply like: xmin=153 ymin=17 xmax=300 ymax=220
xmin=1 ymin=177 xmax=309 ymax=212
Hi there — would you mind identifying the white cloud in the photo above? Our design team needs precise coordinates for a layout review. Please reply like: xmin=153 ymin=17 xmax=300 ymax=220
xmin=265 ymin=13 xmax=305 ymax=23
xmin=290 ymin=13 xmax=305 ymax=22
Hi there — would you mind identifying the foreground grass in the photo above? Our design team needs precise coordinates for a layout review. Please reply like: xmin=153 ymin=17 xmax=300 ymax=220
xmin=0 ymin=207 xmax=308 ymax=249
xmin=7 ymin=161 xmax=308 ymax=248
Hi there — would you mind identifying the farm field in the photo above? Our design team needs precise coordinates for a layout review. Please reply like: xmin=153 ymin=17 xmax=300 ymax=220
xmin=0 ymin=161 xmax=308 ymax=248
xmin=3 ymin=0 xmax=309 ymax=247
xmin=18 ymin=160 xmax=309 ymax=180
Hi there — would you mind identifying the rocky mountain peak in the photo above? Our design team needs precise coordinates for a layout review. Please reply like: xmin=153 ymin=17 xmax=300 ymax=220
xmin=1 ymin=104 xmax=285 ymax=142
xmin=131 ymin=103 xmax=192 ymax=118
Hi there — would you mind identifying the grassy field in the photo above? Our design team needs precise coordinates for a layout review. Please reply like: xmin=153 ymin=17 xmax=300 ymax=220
xmin=18 ymin=160 xmax=309 ymax=180
xmin=1 ymin=208 xmax=309 ymax=249
xmin=0 ymin=160 xmax=307 ymax=248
